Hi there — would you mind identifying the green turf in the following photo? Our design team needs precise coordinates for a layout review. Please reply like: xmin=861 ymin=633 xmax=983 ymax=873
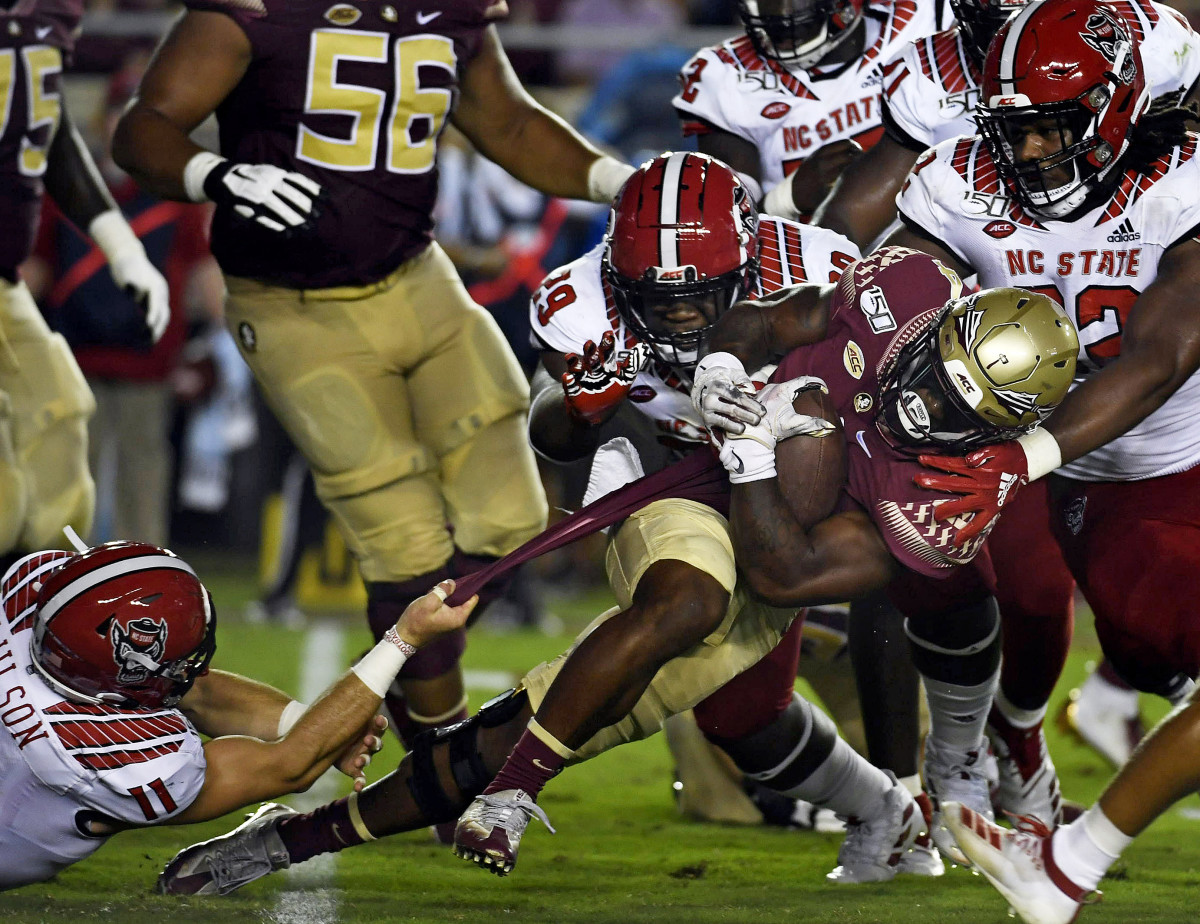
xmin=2 ymin=566 xmax=1196 ymax=923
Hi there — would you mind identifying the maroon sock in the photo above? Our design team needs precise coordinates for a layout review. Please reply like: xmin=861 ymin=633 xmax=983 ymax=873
xmin=482 ymin=727 xmax=566 ymax=800
xmin=276 ymin=797 xmax=365 ymax=864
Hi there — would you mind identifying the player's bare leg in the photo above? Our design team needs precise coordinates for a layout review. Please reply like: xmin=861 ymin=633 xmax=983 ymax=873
xmin=453 ymin=559 xmax=729 ymax=874
xmin=946 ymin=686 xmax=1200 ymax=924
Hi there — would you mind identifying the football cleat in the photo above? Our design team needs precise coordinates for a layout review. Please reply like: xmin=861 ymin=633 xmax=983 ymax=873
xmin=826 ymin=774 xmax=920 ymax=884
xmin=923 ymin=736 xmax=998 ymax=865
xmin=453 ymin=789 xmax=555 ymax=876
xmin=157 ymin=802 xmax=295 ymax=895
xmin=896 ymin=791 xmax=945 ymax=877
xmin=943 ymin=802 xmax=1099 ymax=924
xmin=987 ymin=709 xmax=1064 ymax=828
xmin=1056 ymin=686 xmax=1145 ymax=769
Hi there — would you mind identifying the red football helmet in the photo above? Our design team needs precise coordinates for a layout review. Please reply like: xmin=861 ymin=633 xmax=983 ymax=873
xmin=603 ymin=152 xmax=759 ymax=373
xmin=949 ymin=0 xmax=1032 ymax=64
xmin=738 ymin=0 xmax=866 ymax=71
xmin=977 ymin=0 xmax=1149 ymax=219
xmin=30 ymin=542 xmax=216 ymax=709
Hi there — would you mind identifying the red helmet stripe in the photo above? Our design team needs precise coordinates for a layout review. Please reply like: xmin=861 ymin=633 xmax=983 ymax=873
xmin=37 ymin=555 xmax=199 ymax=630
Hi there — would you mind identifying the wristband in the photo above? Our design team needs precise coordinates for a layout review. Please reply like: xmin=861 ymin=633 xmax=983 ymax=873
xmin=1017 ymin=427 xmax=1062 ymax=481
xmin=762 ymin=177 xmax=802 ymax=222
xmin=276 ymin=699 xmax=306 ymax=738
xmin=586 ymin=156 xmax=635 ymax=203
xmin=719 ymin=434 xmax=777 ymax=484
xmin=351 ymin=630 xmax=414 ymax=698
xmin=88 ymin=210 xmax=145 ymax=264
xmin=183 ymin=151 xmax=227 ymax=203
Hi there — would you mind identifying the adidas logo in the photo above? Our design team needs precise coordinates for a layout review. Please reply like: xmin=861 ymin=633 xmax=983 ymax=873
xmin=1107 ymin=217 xmax=1140 ymax=243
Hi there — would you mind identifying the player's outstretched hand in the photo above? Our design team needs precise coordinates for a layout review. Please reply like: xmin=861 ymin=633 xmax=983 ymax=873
xmin=692 ymin=351 xmax=766 ymax=434
xmin=108 ymin=251 xmax=170 ymax=342
xmin=914 ymin=441 xmax=1030 ymax=544
xmin=204 ymin=162 xmax=323 ymax=234
xmin=789 ymin=139 xmax=863 ymax=213
xmin=335 ymin=714 xmax=388 ymax=791
xmin=394 ymin=579 xmax=478 ymax=649
xmin=562 ymin=332 xmax=650 ymax=425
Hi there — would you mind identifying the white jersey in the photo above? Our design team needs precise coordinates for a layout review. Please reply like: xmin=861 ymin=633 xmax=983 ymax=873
xmin=0 ymin=552 xmax=206 ymax=889
xmin=673 ymin=0 xmax=948 ymax=190
xmin=530 ymin=217 xmax=861 ymax=449
xmin=897 ymin=133 xmax=1200 ymax=481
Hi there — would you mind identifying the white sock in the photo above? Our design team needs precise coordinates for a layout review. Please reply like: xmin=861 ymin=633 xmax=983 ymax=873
xmin=1051 ymin=805 xmax=1132 ymax=891
xmin=897 ymin=773 xmax=922 ymax=797
xmin=778 ymin=736 xmax=895 ymax=820
xmin=923 ymin=666 xmax=1001 ymax=753
xmin=995 ymin=686 xmax=1046 ymax=729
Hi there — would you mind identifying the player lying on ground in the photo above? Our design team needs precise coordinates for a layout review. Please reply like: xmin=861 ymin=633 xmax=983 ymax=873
xmin=0 ymin=538 xmax=475 ymax=890
xmin=155 ymin=249 xmax=1074 ymax=895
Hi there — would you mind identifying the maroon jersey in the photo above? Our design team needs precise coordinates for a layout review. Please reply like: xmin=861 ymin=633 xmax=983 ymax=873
xmin=0 ymin=0 xmax=83 ymax=279
xmin=775 ymin=247 xmax=989 ymax=578
xmin=186 ymin=0 xmax=494 ymax=288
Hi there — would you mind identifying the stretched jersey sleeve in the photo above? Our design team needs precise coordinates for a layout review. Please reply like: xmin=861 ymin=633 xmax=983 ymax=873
xmin=1135 ymin=1 xmax=1200 ymax=99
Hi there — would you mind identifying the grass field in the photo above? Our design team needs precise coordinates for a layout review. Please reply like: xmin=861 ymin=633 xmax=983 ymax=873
xmin=2 ymin=556 xmax=1197 ymax=924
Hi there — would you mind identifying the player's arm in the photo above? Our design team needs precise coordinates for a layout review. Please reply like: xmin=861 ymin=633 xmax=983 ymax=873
xmin=453 ymin=28 xmax=631 ymax=203
xmin=881 ymin=221 xmax=973 ymax=278
xmin=114 ymin=11 xmax=320 ymax=233
xmin=43 ymin=105 xmax=170 ymax=341
xmin=179 ymin=670 xmax=296 ymax=741
xmin=812 ymin=133 xmax=921 ymax=248
xmin=165 ymin=582 xmax=477 ymax=825
xmin=1038 ymin=239 xmax=1200 ymax=465
xmin=529 ymin=352 xmax=602 ymax=462
xmin=697 ymin=124 xmax=763 ymax=188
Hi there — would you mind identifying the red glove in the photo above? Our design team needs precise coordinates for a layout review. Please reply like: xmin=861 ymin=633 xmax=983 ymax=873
xmin=914 ymin=440 xmax=1031 ymax=545
xmin=562 ymin=331 xmax=649 ymax=425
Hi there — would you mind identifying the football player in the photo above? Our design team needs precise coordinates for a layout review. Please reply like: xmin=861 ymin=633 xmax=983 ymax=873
xmin=153 ymin=248 xmax=1077 ymax=896
xmin=886 ymin=0 xmax=1200 ymax=840
xmin=112 ymin=0 xmax=635 ymax=772
xmin=673 ymin=0 xmax=951 ymax=223
xmin=811 ymin=0 xmax=1200 ymax=824
xmin=0 ymin=539 xmax=475 ymax=890
xmin=1 ymin=0 xmax=169 ymax=566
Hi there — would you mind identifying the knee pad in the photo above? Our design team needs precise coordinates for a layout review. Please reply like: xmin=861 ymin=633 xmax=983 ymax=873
xmin=406 ymin=687 xmax=529 ymax=821
xmin=905 ymin=597 xmax=1001 ymax=686
xmin=367 ymin=571 xmax=454 ymax=640
xmin=398 ymin=628 xmax=466 ymax=681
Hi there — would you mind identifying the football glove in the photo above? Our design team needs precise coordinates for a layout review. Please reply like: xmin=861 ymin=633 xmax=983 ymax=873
xmin=692 ymin=351 xmax=766 ymax=435
xmin=561 ymin=332 xmax=650 ymax=425
xmin=202 ymin=160 xmax=323 ymax=234
xmin=89 ymin=210 xmax=170 ymax=343
xmin=915 ymin=441 xmax=1031 ymax=544
xmin=717 ymin=377 xmax=835 ymax=484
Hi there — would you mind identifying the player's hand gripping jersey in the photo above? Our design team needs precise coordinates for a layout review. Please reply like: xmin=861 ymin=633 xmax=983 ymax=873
xmin=673 ymin=0 xmax=943 ymax=189
xmin=881 ymin=0 xmax=1200 ymax=152
xmin=182 ymin=0 xmax=496 ymax=289
xmin=0 ymin=0 xmax=85 ymax=278
xmin=772 ymin=247 xmax=991 ymax=576
xmin=531 ymin=218 xmax=860 ymax=451
xmin=0 ymin=552 xmax=206 ymax=889
xmin=898 ymin=133 xmax=1200 ymax=482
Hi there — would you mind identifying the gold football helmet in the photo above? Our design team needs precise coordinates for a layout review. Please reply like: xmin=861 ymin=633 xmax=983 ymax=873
xmin=878 ymin=288 xmax=1078 ymax=452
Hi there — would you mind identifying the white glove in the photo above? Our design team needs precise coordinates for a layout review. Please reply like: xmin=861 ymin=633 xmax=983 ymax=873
xmin=717 ymin=377 xmax=836 ymax=484
xmin=692 ymin=351 xmax=766 ymax=435
xmin=185 ymin=152 xmax=322 ymax=233
xmin=89 ymin=210 xmax=170 ymax=343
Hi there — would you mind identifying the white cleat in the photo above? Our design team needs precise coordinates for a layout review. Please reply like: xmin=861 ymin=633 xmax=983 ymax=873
xmin=1057 ymin=685 xmax=1144 ymax=769
xmin=157 ymin=802 xmax=296 ymax=895
xmin=896 ymin=791 xmax=945 ymax=877
xmin=453 ymin=789 xmax=555 ymax=877
xmin=988 ymin=715 xmax=1064 ymax=828
xmin=943 ymin=801 xmax=1097 ymax=924
xmin=923 ymin=736 xmax=997 ymax=865
xmin=826 ymin=775 xmax=920 ymax=884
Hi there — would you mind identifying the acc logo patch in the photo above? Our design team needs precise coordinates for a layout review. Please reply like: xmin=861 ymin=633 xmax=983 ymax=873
xmin=843 ymin=340 xmax=865 ymax=379
xmin=324 ymin=3 xmax=361 ymax=25
xmin=760 ymin=102 xmax=791 ymax=120
xmin=237 ymin=321 xmax=257 ymax=353
xmin=853 ymin=392 xmax=873 ymax=413
xmin=983 ymin=220 xmax=1017 ymax=239
xmin=627 ymin=385 xmax=656 ymax=403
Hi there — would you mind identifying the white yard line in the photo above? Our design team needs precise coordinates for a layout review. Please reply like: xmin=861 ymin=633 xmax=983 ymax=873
xmin=271 ymin=620 xmax=345 ymax=924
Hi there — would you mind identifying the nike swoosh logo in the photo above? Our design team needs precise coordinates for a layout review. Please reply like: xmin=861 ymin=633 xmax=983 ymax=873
xmin=35 ymin=26 xmax=52 ymax=39
xmin=416 ymin=10 xmax=442 ymax=24
xmin=855 ymin=430 xmax=872 ymax=458
xmin=728 ymin=450 xmax=745 ymax=474
xmin=531 ymin=758 xmax=554 ymax=771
